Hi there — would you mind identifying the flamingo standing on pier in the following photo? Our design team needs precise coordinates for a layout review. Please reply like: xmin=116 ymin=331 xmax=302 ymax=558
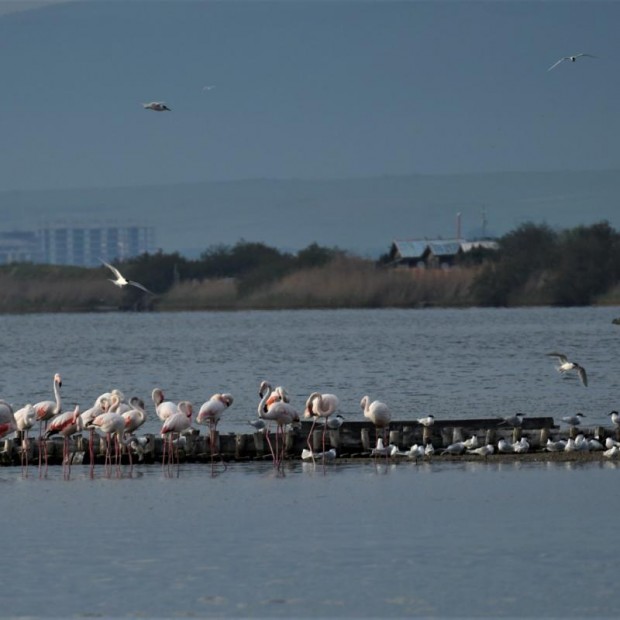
xmin=0 ymin=400 xmax=17 ymax=439
xmin=14 ymin=403 xmax=35 ymax=471
xmin=121 ymin=397 xmax=148 ymax=434
xmin=44 ymin=405 xmax=82 ymax=472
xmin=87 ymin=410 xmax=133 ymax=470
xmin=258 ymin=384 xmax=298 ymax=467
xmin=161 ymin=401 xmax=193 ymax=468
xmin=304 ymin=391 xmax=340 ymax=461
xmin=33 ymin=373 xmax=62 ymax=473
xmin=81 ymin=399 xmax=109 ymax=469
xmin=152 ymin=387 xmax=180 ymax=422
xmin=196 ymin=393 xmax=234 ymax=459
xmin=360 ymin=395 xmax=391 ymax=458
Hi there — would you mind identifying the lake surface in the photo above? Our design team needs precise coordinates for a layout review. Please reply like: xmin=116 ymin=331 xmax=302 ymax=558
xmin=1 ymin=306 xmax=619 ymax=434
xmin=2 ymin=307 xmax=620 ymax=618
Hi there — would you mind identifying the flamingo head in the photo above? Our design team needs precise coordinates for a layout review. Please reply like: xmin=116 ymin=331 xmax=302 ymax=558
xmin=258 ymin=381 xmax=271 ymax=398
xmin=220 ymin=393 xmax=234 ymax=407
xmin=54 ymin=373 xmax=62 ymax=388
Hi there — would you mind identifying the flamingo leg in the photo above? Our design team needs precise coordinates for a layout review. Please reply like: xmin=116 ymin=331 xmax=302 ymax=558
xmin=264 ymin=427 xmax=276 ymax=464
xmin=306 ymin=417 xmax=318 ymax=462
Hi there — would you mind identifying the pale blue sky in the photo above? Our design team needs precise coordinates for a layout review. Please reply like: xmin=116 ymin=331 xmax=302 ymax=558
xmin=0 ymin=0 xmax=618 ymax=192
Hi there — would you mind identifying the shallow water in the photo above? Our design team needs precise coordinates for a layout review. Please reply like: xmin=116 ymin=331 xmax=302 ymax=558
xmin=3 ymin=459 xmax=620 ymax=618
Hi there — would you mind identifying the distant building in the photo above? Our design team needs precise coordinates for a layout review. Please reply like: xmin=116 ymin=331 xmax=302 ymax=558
xmin=0 ymin=225 xmax=155 ymax=266
xmin=0 ymin=231 xmax=41 ymax=264
xmin=387 ymin=238 xmax=498 ymax=269
xmin=40 ymin=224 xmax=155 ymax=266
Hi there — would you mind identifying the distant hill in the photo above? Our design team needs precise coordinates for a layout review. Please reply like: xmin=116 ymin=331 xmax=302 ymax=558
xmin=1 ymin=169 xmax=619 ymax=258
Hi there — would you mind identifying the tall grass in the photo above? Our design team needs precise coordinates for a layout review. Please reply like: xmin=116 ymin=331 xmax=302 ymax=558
xmin=0 ymin=257 xmax=480 ymax=312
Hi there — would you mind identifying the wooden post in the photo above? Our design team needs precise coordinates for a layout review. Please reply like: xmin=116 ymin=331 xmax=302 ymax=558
xmin=440 ymin=427 xmax=452 ymax=447
xmin=422 ymin=427 xmax=433 ymax=446
xmin=235 ymin=433 xmax=245 ymax=459
xmin=452 ymin=427 xmax=464 ymax=443
xmin=361 ymin=428 xmax=371 ymax=451
xmin=329 ymin=429 xmax=340 ymax=449
xmin=512 ymin=427 xmax=522 ymax=443
xmin=539 ymin=428 xmax=550 ymax=446
xmin=253 ymin=431 xmax=265 ymax=456
xmin=389 ymin=429 xmax=401 ymax=449
xmin=312 ymin=429 xmax=323 ymax=451
xmin=485 ymin=429 xmax=496 ymax=446
xmin=285 ymin=429 xmax=295 ymax=454
xmin=402 ymin=425 xmax=415 ymax=447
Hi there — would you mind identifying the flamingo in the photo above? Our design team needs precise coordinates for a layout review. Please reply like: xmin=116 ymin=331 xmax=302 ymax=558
xmin=121 ymin=397 xmax=147 ymax=435
xmin=14 ymin=403 xmax=35 ymax=470
xmin=152 ymin=388 xmax=179 ymax=422
xmin=87 ymin=411 xmax=133 ymax=470
xmin=258 ymin=385 xmax=298 ymax=466
xmin=196 ymin=393 xmax=234 ymax=459
xmin=360 ymin=395 xmax=391 ymax=457
xmin=0 ymin=400 xmax=17 ymax=439
xmin=304 ymin=391 xmax=339 ymax=460
xmin=160 ymin=401 xmax=193 ymax=468
xmin=81 ymin=399 xmax=109 ymax=468
xmin=44 ymin=405 xmax=82 ymax=470
xmin=33 ymin=373 xmax=62 ymax=473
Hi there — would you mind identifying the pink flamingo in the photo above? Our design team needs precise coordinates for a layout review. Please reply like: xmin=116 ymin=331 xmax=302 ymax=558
xmin=161 ymin=401 xmax=193 ymax=469
xmin=33 ymin=373 xmax=62 ymax=473
xmin=0 ymin=400 xmax=17 ymax=439
xmin=196 ymin=393 xmax=234 ymax=459
xmin=258 ymin=385 xmax=298 ymax=467
xmin=87 ymin=411 xmax=132 ymax=471
xmin=81 ymin=398 xmax=109 ymax=469
xmin=360 ymin=395 xmax=391 ymax=458
xmin=304 ymin=391 xmax=340 ymax=461
xmin=121 ymin=397 xmax=147 ymax=435
xmin=152 ymin=387 xmax=179 ymax=422
xmin=14 ymin=403 xmax=35 ymax=471
xmin=44 ymin=405 xmax=82 ymax=472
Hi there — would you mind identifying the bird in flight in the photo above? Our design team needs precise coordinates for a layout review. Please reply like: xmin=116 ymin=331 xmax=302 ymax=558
xmin=548 ymin=53 xmax=597 ymax=72
xmin=143 ymin=101 xmax=171 ymax=111
xmin=202 ymin=85 xmax=216 ymax=92
xmin=546 ymin=352 xmax=588 ymax=386
xmin=101 ymin=260 xmax=153 ymax=294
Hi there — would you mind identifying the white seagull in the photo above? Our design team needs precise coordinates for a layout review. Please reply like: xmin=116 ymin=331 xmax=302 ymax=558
xmin=143 ymin=101 xmax=171 ymax=111
xmin=101 ymin=260 xmax=153 ymax=294
xmin=416 ymin=415 xmax=435 ymax=427
xmin=561 ymin=412 xmax=585 ymax=426
xmin=548 ymin=53 xmax=597 ymax=72
xmin=546 ymin=352 xmax=588 ymax=386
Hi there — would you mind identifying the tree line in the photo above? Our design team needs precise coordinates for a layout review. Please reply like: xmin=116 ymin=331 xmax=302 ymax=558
xmin=468 ymin=220 xmax=620 ymax=306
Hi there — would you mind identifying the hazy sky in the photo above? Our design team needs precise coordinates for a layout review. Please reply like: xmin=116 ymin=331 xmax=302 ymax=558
xmin=0 ymin=0 xmax=618 ymax=191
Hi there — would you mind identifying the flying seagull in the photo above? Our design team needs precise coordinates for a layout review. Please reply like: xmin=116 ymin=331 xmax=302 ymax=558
xmin=202 ymin=85 xmax=216 ymax=92
xmin=548 ymin=53 xmax=597 ymax=72
xmin=143 ymin=101 xmax=171 ymax=111
xmin=101 ymin=260 xmax=153 ymax=294
xmin=546 ymin=352 xmax=588 ymax=386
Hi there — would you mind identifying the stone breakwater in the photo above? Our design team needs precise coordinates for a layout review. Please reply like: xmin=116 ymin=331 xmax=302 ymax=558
xmin=3 ymin=417 xmax=620 ymax=466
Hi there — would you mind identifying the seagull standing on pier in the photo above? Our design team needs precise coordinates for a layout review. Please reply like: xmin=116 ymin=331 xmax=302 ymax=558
xmin=101 ymin=260 xmax=153 ymax=294
xmin=561 ymin=413 xmax=585 ymax=426
xmin=546 ymin=352 xmax=588 ymax=386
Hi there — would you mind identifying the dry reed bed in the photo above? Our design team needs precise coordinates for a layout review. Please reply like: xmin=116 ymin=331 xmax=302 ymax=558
xmin=0 ymin=258 xmax=480 ymax=312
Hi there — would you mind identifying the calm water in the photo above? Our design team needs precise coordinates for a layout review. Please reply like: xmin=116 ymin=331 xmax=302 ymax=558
xmin=2 ymin=307 xmax=620 ymax=618
xmin=1 ymin=307 xmax=619 ymax=433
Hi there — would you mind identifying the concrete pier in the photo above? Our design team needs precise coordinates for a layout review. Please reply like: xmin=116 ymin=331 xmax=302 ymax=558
xmin=1 ymin=417 xmax=619 ymax=466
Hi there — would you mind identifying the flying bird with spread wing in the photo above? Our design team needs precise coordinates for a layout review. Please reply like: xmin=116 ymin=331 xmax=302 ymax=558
xmin=547 ymin=53 xmax=597 ymax=72
xmin=143 ymin=101 xmax=171 ymax=111
xmin=546 ymin=352 xmax=588 ymax=386
xmin=101 ymin=260 xmax=153 ymax=294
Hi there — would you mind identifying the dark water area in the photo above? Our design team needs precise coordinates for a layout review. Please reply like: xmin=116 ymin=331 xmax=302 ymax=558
xmin=2 ymin=460 xmax=620 ymax=618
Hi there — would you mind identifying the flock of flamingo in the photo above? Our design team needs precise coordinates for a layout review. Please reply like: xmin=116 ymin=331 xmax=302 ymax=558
xmin=0 ymin=373 xmax=393 ymax=474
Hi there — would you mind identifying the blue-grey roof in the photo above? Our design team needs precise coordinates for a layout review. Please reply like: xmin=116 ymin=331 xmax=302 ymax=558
xmin=392 ymin=240 xmax=428 ymax=259
xmin=427 ymin=240 xmax=462 ymax=256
